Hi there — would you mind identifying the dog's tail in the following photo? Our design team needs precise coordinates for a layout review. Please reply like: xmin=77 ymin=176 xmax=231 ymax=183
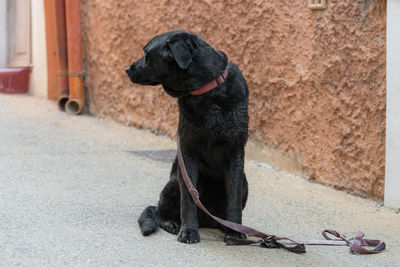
xmin=138 ymin=206 xmax=159 ymax=236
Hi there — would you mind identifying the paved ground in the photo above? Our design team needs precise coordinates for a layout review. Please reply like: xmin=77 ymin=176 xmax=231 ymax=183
xmin=0 ymin=94 xmax=399 ymax=266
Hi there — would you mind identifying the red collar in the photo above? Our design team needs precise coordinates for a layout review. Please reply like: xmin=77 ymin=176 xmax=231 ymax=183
xmin=190 ymin=69 xmax=228 ymax=96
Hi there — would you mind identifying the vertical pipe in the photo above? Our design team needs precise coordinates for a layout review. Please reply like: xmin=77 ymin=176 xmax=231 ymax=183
xmin=54 ymin=0 xmax=69 ymax=110
xmin=65 ymin=0 xmax=84 ymax=115
xmin=43 ymin=0 xmax=59 ymax=100
xmin=43 ymin=0 xmax=69 ymax=107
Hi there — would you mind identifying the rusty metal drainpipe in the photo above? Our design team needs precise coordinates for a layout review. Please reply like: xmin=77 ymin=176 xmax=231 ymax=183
xmin=55 ymin=0 xmax=69 ymax=110
xmin=65 ymin=0 xmax=84 ymax=115
xmin=43 ymin=0 xmax=63 ymax=101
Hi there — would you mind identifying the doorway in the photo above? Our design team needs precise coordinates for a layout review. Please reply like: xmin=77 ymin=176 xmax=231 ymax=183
xmin=7 ymin=0 xmax=31 ymax=67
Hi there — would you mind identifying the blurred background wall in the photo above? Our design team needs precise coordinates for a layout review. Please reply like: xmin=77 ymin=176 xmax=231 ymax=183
xmin=0 ymin=0 xmax=7 ymax=68
xmin=30 ymin=0 xmax=48 ymax=97
xmin=0 ymin=0 xmax=47 ymax=97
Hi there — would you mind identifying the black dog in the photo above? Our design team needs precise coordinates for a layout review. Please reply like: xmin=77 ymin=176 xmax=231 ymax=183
xmin=125 ymin=30 xmax=249 ymax=244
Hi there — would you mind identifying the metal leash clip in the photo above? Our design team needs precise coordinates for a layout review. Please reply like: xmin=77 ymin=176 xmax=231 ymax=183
xmin=259 ymin=236 xmax=279 ymax=248
xmin=340 ymin=234 xmax=354 ymax=246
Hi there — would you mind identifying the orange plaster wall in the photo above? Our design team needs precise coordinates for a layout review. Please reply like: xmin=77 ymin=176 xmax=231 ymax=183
xmin=81 ymin=0 xmax=386 ymax=199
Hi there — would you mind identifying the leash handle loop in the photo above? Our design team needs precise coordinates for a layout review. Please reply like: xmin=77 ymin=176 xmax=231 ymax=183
xmin=322 ymin=229 xmax=386 ymax=254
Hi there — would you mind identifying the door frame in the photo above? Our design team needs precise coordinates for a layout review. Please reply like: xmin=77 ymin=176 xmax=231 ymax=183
xmin=7 ymin=0 xmax=31 ymax=67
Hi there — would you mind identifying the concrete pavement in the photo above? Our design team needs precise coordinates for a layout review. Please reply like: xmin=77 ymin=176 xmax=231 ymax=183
xmin=0 ymin=94 xmax=399 ymax=266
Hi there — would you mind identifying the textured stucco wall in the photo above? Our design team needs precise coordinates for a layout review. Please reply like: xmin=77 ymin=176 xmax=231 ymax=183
xmin=81 ymin=0 xmax=386 ymax=199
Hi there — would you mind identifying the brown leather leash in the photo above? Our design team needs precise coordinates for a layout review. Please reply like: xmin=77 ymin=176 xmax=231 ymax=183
xmin=177 ymin=136 xmax=386 ymax=254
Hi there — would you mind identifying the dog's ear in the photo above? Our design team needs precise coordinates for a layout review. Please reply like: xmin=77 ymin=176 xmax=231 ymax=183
xmin=168 ymin=39 xmax=192 ymax=70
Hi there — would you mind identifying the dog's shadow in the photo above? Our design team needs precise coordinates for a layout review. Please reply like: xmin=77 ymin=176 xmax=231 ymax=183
xmin=127 ymin=149 xmax=176 ymax=163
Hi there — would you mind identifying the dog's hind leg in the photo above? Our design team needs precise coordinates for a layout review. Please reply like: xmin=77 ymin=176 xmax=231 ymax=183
xmin=157 ymin=180 xmax=181 ymax=234
xmin=138 ymin=206 xmax=159 ymax=236
xmin=158 ymin=182 xmax=181 ymax=234
xmin=159 ymin=219 xmax=180 ymax=234
xmin=138 ymin=157 xmax=181 ymax=236
xmin=138 ymin=179 xmax=181 ymax=236
xmin=158 ymin=158 xmax=181 ymax=234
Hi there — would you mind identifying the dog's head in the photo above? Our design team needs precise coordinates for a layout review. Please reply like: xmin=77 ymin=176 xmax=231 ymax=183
xmin=125 ymin=30 xmax=227 ymax=97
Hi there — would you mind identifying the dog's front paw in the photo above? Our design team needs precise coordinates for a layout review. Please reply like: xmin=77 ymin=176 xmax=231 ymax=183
xmin=224 ymin=230 xmax=247 ymax=243
xmin=177 ymin=228 xmax=200 ymax=244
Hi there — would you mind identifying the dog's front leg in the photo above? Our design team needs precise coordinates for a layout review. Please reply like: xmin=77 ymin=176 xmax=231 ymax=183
xmin=224 ymin=149 xmax=246 ymax=241
xmin=177 ymin=150 xmax=200 ymax=244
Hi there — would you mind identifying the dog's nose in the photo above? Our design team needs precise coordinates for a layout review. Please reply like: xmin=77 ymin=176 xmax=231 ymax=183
xmin=125 ymin=66 xmax=131 ymax=74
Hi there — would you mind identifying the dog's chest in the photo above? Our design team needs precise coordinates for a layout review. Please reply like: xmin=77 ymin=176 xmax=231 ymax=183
xmin=178 ymin=99 xmax=248 ymax=156
xmin=179 ymin=96 xmax=247 ymax=131
xmin=180 ymin=109 xmax=247 ymax=144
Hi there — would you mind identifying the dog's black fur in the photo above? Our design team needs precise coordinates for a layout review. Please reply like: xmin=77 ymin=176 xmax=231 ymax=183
xmin=125 ymin=30 xmax=249 ymax=244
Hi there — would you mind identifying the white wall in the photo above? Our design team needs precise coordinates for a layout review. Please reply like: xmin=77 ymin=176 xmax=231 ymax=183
xmin=29 ymin=0 xmax=47 ymax=97
xmin=385 ymin=0 xmax=400 ymax=209
xmin=0 ymin=0 xmax=7 ymax=68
